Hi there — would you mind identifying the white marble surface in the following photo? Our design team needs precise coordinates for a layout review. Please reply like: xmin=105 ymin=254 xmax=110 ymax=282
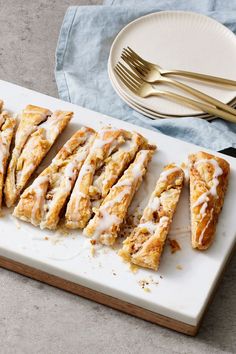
xmin=0 ymin=1 xmax=235 ymax=353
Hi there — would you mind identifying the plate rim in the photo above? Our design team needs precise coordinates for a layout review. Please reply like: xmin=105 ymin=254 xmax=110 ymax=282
xmin=109 ymin=10 xmax=236 ymax=117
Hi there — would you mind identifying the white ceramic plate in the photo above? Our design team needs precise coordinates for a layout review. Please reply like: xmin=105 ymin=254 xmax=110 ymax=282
xmin=108 ymin=63 xmax=214 ymax=120
xmin=108 ymin=63 xmax=236 ymax=120
xmin=109 ymin=11 xmax=236 ymax=116
xmin=0 ymin=80 xmax=235 ymax=330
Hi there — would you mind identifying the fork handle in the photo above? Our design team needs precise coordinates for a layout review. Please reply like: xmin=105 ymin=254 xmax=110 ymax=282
xmin=160 ymin=76 xmax=236 ymax=117
xmin=161 ymin=69 xmax=236 ymax=87
xmin=152 ymin=90 xmax=236 ymax=123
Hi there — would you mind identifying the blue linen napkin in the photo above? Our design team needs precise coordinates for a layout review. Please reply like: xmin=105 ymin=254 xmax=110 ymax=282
xmin=55 ymin=0 xmax=236 ymax=151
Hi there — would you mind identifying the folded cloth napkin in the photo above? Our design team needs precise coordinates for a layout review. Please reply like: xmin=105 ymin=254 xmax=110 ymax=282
xmin=55 ymin=0 xmax=236 ymax=151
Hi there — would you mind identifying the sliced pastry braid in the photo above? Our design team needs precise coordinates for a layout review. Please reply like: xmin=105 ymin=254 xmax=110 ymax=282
xmin=13 ymin=127 xmax=95 ymax=229
xmin=119 ymin=164 xmax=184 ymax=271
xmin=0 ymin=103 xmax=16 ymax=209
xmin=189 ymin=151 xmax=230 ymax=250
xmin=4 ymin=105 xmax=72 ymax=207
xmin=90 ymin=131 xmax=148 ymax=207
xmin=84 ymin=148 xmax=156 ymax=246
xmin=65 ymin=128 xmax=130 ymax=229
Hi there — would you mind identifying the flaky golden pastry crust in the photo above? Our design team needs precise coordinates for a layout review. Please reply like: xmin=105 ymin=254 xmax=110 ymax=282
xmin=4 ymin=105 xmax=72 ymax=207
xmin=0 ymin=105 xmax=16 ymax=209
xmin=65 ymin=128 xmax=127 ymax=229
xmin=84 ymin=148 xmax=156 ymax=246
xmin=189 ymin=151 xmax=230 ymax=250
xmin=119 ymin=164 xmax=184 ymax=270
xmin=13 ymin=127 xmax=95 ymax=229
xmin=91 ymin=131 xmax=148 ymax=205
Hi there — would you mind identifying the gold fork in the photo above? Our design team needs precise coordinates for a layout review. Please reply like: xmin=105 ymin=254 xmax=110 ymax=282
xmin=114 ymin=63 xmax=236 ymax=123
xmin=121 ymin=47 xmax=236 ymax=117
xmin=122 ymin=46 xmax=236 ymax=86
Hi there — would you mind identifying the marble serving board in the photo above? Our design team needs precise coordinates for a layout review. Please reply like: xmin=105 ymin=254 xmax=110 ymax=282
xmin=0 ymin=80 xmax=235 ymax=335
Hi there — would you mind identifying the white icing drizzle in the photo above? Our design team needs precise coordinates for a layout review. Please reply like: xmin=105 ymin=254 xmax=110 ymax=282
xmin=198 ymin=209 xmax=213 ymax=245
xmin=89 ymin=209 xmax=121 ymax=245
xmin=200 ymin=201 xmax=208 ymax=216
xmin=63 ymin=145 xmax=89 ymax=192
xmin=193 ymin=158 xmax=223 ymax=209
xmin=138 ymin=221 xmax=157 ymax=234
xmin=39 ymin=112 xmax=63 ymax=141
xmin=30 ymin=176 xmax=49 ymax=224
xmin=71 ymin=129 xmax=120 ymax=209
xmin=159 ymin=167 xmax=180 ymax=182
xmin=90 ymin=129 xmax=119 ymax=154
xmin=17 ymin=162 xmax=35 ymax=185
xmin=138 ymin=216 xmax=169 ymax=235
xmin=88 ymin=150 xmax=150 ymax=242
xmin=193 ymin=192 xmax=209 ymax=208
xmin=23 ymin=109 xmax=49 ymax=118
xmin=131 ymin=150 xmax=148 ymax=179
xmin=149 ymin=196 xmax=160 ymax=211
xmin=0 ymin=125 xmax=11 ymax=174
xmin=118 ymin=139 xmax=133 ymax=152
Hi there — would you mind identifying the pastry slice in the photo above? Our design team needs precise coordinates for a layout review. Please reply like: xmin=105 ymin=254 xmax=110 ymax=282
xmin=65 ymin=128 xmax=126 ymax=229
xmin=90 ymin=131 xmax=148 ymax=205
xmin=119 ymin=164 xmax=184 ymax=271
xmin=84 ymin=148 xmax=156 ymax=246
xmin=13 ymin=127 xmax=95 ymax=229
xmin=0 ymin=107 xmax=16 ymax=209
xmin=4 ymin=105 xmax=72 ymax=207
xmin=189 ymin=151 xmax=230 ymax=250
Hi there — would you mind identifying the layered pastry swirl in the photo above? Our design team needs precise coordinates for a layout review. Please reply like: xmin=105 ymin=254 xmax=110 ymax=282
xmin=119 ymin=164 xmax=184 ymax=270
xmin=4 ymin=105 xmax=72 ymax=207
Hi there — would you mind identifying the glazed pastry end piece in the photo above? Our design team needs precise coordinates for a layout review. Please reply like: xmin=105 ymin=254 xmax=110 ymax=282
xmin=4 ymin=105 xmax=73 ymax=207
xmin=14 ymin=126 xmax=95 ymax=229
xmin=189 ymin=151 xmax=230 ymax=250
xmin=84 ymin=147 xmax=156 ymax=246
xmin=119 ymin=164 xmax=184 ymax=271
xmin=0 ymin=109 xmax=16 ymax=209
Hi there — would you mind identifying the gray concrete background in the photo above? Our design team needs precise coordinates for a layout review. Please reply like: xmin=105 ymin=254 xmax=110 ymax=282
xmin=0 ymin=1 xmax=235 ymax=353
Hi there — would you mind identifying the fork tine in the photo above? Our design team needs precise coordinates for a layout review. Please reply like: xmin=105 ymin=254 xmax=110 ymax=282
xmin=115 ymin=65 xmax=140 ymax=92
xmin=122 ymin=49 xmax=149 ymax=73
xmin=114 ymin=66 xmax=139 ymax=94
xmin=121 ymin=54 xmax=147 ymax=77
xmin=127 ymin=46 xmax=147 ymax=65
xmin=121 ymin=52 xmax=149 ymax=75
xmin=114 ymin=68 xmax=137 ymax=94
xmin=117 ymin=62 xmax=143 ymax=85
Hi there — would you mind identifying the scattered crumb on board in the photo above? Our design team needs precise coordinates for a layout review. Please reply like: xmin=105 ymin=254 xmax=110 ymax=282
xmin=138 ymin=276 xmax=159 ymax=292
xmin=129 ymin=263 xmax=138 ymax=273
xmin=176 ymin=265 xmax=183 ymax=270
xmin=90 ymin=245 xmax=95 ymax=257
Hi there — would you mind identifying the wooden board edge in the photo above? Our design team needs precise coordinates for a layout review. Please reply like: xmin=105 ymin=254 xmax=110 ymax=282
xmin=0 ymin=255 xmax=198 ymax=336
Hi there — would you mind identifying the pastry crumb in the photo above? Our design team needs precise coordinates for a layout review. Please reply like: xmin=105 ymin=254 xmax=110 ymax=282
xmin=138 ymin=279 xmax=149 ymax=289
xmin=176 ymin=265 xmax=183 ymax=270
xmin=112 ymin=269 xmax=117 ymax=276
xmin=160 ymin=275 xmax=163 ymax=279
xmin=168 ymin=239 xmax=181 ymax=253
xmin=129 ymin=263 xmax=138 ymax=273
xmin=138 ymin=277 xmax=159 ymax=290
xmin=44 ymin=236 xmax=49 ymax=241
xmin=144 ymin=287 xmax=151 ymax=293
xmin=90 ymin=245 xmax=95 ymax=257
